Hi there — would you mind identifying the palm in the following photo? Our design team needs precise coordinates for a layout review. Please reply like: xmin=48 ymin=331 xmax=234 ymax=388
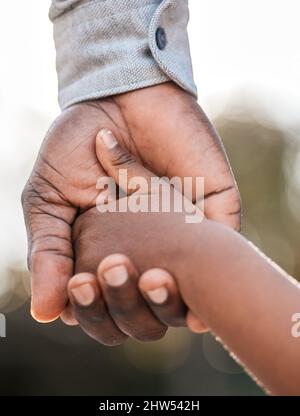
xmin=23 ymin=82 xmax=240 ymax=322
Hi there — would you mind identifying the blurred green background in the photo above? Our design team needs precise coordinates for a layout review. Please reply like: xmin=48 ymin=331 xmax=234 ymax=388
xmin=2 ymin=95 xmax=300 ymax=395
xmin=1 ymin=0 xmax=300 ymax=396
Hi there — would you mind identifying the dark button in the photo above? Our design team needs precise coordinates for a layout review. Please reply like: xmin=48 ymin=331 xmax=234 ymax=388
xmin=155 ymin=27 xmax=167 ymax=50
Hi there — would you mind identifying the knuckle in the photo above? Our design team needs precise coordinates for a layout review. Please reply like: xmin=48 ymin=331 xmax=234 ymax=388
xmin=21 ymin=182 xmax=44 ymax=213
xmin=108 ymin=303 xmax=137 ymax=319
xmin=77 ymin=313 xmax=129 ymax=346
xmin=82 ymin=311 xmax=107 ymax=325
xmin=22 ymin=173 xmax=68 ymax=210
xmin=21 ymin=183 xmax=32 ymax=209
xmin=106 ymin=301 xmax=167 ymax=342
xmin=110 ymin=148 xmax=135 ymax=168
xmin=31 ymin=236 xmax=73 ymax=261
xmin=74 ymin=303 xmax=106 ymax=325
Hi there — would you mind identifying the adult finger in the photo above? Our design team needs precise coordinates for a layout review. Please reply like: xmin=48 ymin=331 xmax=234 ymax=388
xmin=68 ymin=272 xmax=128 ymax=346
xmin=139 ymin=268 xmax=208 ymax=332
xmin=97 ymin=254 xmax=167 ymax=342
xmin=22 ymin=180 xmax=76 ymax=323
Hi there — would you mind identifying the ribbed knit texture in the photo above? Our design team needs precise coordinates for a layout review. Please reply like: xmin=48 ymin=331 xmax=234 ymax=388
xmin=50 ymin=0 xmax=197 ymax=109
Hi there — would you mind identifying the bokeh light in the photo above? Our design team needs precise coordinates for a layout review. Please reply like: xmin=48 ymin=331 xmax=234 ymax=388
xmin=0 ymin=0 xmax=299 ymax=396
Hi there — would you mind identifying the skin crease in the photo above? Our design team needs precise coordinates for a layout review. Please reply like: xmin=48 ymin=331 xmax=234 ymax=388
xmin=22 ymin=81 xmax=241 ymax=330
xmin=74 ymin=138 xmax=300 ymax=395
xmin=68 ymin=134 xmax=219 ymax=344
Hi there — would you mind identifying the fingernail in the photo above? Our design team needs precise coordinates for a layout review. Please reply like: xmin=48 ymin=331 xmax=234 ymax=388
xmin=146 ymin=287 xmax=168 ymax=304
xmin=98 ymin=129 xmax=117 ymax=149
xmin=103 ymin=265 xmax=128 ymax=287
xmin=71 ymin=283 xmax=95 ymax=306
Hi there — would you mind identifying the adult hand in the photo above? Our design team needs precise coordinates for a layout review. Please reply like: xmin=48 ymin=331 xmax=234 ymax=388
xmin=68 ymin=255 xmax=207 ymax=345
xmin=22 ymin=82 xmax=240 ymax=323
xmin=68 ymin=129 xmax=215 ymax=345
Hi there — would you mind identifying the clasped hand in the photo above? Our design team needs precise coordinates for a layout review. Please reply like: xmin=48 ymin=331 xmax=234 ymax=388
xmin=22 ymin=82 xmax=240 ymax=345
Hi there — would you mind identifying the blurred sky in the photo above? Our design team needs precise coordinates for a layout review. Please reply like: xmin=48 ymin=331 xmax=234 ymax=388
xmin=189 ymin=0 xmax=300 ymax=124
xmin=1 ymin=1 xmax=300 ymax=118
xmin=0 ymin=0 xmax=300 ymax=294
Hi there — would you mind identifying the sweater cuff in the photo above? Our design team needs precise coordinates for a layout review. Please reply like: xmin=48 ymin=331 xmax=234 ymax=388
xmin=50 ymin=0 xmax=197 ymax=110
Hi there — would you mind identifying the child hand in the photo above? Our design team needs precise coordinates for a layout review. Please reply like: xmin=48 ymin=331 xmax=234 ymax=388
xmin=66 ymin=129 xmax=209 ymax=344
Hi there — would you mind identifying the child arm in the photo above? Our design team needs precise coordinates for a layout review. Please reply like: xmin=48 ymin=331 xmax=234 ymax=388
xmin=175 ymin=219 xmax=300 ymax=395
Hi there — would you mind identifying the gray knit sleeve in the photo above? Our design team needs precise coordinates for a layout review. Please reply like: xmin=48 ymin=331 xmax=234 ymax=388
xmin=50 ymin=0 xmax=197 ymax=109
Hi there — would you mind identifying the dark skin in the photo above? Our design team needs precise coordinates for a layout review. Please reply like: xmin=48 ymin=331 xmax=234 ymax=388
xmin=22 ymin=82 xmax=240 ymax=342
xmin=68 ymin=129 xmax=235 ymax=345
xmin=73 ymin=134 xmax=300 ymax=395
